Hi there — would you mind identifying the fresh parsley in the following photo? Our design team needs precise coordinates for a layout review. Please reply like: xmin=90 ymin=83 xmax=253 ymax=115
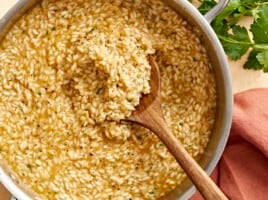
xmin=26 ymin=164 xmax=32 ymax=170
xmin=195 ymin=0 xmax=268 ymax=72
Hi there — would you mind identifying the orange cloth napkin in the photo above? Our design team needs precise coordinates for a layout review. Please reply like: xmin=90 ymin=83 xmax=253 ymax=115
xmin=191 ymin=88 xmax=268 ymax=200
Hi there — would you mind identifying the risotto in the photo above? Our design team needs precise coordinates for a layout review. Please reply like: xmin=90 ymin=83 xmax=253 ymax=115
xmin=0 ymin=0 xmax=216 ymax=199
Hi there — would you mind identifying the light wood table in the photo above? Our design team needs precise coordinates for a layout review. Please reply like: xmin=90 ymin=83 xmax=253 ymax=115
xmin=0 ymin=1 xmax=267 ymax=199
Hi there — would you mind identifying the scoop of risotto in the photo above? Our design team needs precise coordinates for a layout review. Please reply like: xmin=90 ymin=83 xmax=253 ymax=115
xmin=61 ymin=25 xmax=154 ymax=139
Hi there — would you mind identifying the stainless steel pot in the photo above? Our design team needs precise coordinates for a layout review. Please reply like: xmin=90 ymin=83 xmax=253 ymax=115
xmin=0 ymin=0 xmax=233 ymax=199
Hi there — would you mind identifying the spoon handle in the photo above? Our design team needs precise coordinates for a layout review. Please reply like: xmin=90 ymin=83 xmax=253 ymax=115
xmin=128 ymin=55 xmax=228 ymax=199
xmin=145 ymin=114 xmax=228 ymax=200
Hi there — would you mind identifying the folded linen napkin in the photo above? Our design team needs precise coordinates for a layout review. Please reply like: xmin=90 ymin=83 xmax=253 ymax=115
xmin=191 ymin=88 xmax=268 ymax=200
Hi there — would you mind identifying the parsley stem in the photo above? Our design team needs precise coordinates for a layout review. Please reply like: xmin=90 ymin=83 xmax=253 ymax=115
xmin=219 ymin=35 xmax=268 ymax=50
xmin=218 ymin=35 xmax=253 ymax=46
xmin=256 ymin=2 xmax=268 ymax=6
xmin=254 ymin=44 xmax=268 ymax=50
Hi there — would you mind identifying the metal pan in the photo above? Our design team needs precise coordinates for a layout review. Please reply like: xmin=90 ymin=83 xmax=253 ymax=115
xmin=0 ymin=0 xmax=233 ymax=199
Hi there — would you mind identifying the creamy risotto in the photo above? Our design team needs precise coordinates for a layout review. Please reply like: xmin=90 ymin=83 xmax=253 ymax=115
xmin=0 ymin=0 xmax=216 ymax=199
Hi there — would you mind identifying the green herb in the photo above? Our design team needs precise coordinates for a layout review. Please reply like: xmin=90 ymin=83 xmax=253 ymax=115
xmin=51 ymin=27 xmax=56 ymax=31
xmin=26 ymin=164 xmax=32 ymax=170
xmin=111 ymin=80 xmax=116 ymax=85
xmin=96 ymin=87 xmax=104 ymax=95
xmin=88 ymin=27 xmax=97 ymax=34
xmin=195 ymin=0 xmax=268 ymax=72
xmin=178 ymin=121 xmax=184 ymax=126
xmin=198 ymin=0 xmax=217 ymax=14
xmin=37 ymin=91 xmax=42 ymax=96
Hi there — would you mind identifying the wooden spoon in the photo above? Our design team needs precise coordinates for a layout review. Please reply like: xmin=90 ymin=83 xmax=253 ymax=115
xmin=127 ymin=55 xmax=228 ymax=200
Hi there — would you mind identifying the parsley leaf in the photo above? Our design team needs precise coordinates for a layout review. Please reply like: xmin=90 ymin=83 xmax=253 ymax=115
xmin=198 ymin=0 xmax=217 ymax=14
xmin=195 ymin=0 xmax=268 ymax=72
xmin=244 ymin=50 xmax=263 ymax=70
xmin=250 ymin=5 xmax=268 ymax=44
xmin=220 ymin=25 xmax=251 ymax=60
xmin=211 ymin=0 xmax=242 ymax=28
xmin=256 ymin=50 xmax=268 ymax=72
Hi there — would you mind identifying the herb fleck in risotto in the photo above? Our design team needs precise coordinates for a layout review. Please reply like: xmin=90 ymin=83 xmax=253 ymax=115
xmin=0 ymin=0 xmax=216 ymax=199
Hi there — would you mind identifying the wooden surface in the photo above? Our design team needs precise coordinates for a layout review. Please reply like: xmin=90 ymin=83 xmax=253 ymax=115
xmin=0 ymin=1 xmax=267 ymax=199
